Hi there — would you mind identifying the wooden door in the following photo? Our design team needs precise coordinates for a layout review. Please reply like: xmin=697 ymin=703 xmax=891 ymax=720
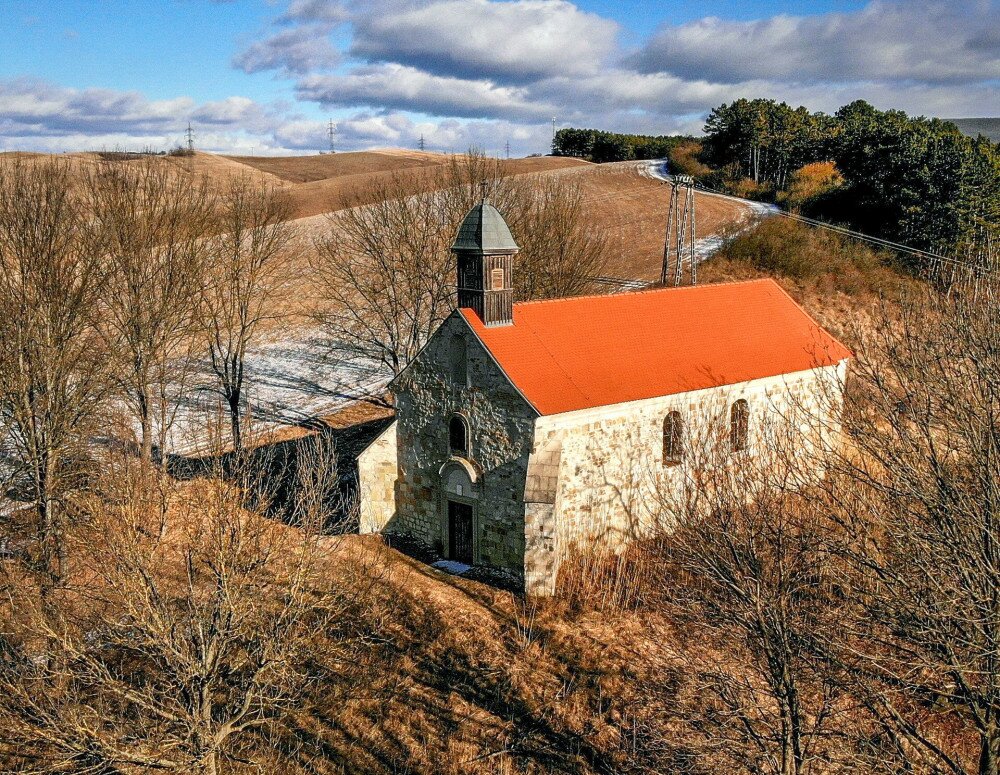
xmin=448 ymin=500 xmax=474 ymax=564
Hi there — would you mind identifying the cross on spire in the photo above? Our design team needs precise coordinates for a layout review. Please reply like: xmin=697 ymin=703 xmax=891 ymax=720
xmin=479 ymin=179 xmax=489 ymax=205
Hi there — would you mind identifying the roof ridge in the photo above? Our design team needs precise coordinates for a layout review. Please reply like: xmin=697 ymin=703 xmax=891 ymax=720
xmin=511 ymin=278 xmax=776 ymax=309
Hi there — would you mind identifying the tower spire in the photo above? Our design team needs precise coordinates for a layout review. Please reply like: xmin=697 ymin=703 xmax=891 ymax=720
xmin=452 ymin=201 xmax=519 ymax=327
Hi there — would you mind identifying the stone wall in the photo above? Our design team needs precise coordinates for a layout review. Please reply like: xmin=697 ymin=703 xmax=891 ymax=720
xmin=357 ymin=420 xmax=398 ymax=534
xmin=529 ymin=361 xmax=848 ymax=585
xmin=391 ymin=311 xmax=539 ymax=573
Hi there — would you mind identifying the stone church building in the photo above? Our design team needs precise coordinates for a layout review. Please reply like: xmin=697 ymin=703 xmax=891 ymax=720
xmin=357 ymin=202 xmax=851 ymax=594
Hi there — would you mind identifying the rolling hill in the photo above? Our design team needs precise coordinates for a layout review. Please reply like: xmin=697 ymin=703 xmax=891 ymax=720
xmin=950 ymin=117 xmax=1000 ymax=143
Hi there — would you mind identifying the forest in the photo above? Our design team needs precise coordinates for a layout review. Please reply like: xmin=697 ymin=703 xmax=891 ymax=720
xmin=551 ymin=128 xmax=693 ymax=163
xmin=557 ymin=99 xmax=1000 ymax=271
xmin=699 ymin=99 xmax=1000 ymax=264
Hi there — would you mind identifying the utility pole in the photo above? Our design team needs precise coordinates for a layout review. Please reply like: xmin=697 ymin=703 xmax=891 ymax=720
xmin=505 ymin=140 xmax=510 ymax=159
xmin=418 ymin=134 xmax=426 ymax=152
xmin=660 ymin=175 xmax=698 ymax=286
xmin=185 ymin=122 xmax=194 ymax=152
xmin=551 ymin=117 xmax=556 ymax=140
xmin=327 ymin=119 xmax=335 ymax=153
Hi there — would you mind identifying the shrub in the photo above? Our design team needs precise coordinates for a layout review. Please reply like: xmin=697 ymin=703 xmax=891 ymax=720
xmin=777 ymin=161 xmax=844 ymax=210
xmin=667 ymin=139 xmax=712 ymax=179
xmin=709 ymin=216 xmax=907 ymax=298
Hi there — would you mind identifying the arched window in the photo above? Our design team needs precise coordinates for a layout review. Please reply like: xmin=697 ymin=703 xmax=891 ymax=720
xmin=450 ymin=335 xmax=468 ymax=386
xmin=730 ymin=399 xmax=749 ymax=452
xmin=663 ymin=411 xmax=683 ymax=465
xmin=449 ymin=414 xmax=469 ymax=456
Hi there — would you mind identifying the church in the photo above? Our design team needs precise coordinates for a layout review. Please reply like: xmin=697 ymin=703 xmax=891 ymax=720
xmin=357 ymin=201 xmax=851 ymax=595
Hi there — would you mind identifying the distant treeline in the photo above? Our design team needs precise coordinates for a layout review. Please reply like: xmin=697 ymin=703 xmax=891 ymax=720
xmin=551 ymin=129 xmax=693 ymax=163
xmin=700 ymin=98 xmax=1000 ymax=262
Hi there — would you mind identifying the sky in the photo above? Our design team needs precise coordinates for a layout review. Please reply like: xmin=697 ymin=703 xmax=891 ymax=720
xmin=0 ymin=0 xmax=997 ymax=156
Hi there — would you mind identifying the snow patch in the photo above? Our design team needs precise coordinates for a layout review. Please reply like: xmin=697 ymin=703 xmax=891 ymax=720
xmin=431 ymin=559 xmax=472 ymax=575
xmin=162 ymin=327 xmax=390 ymax=456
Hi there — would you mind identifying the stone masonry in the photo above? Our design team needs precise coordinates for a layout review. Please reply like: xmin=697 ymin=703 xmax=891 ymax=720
xmin=359 ymin=312 xmax=539 ymax=574
xmin=357 ymin=327 xmax=846 ymax=595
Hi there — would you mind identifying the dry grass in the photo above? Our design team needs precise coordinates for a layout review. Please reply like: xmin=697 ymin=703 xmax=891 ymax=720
xmin=537 ymin=161 xmax=752 ymax=280
xmin=1 ymin=150 xmax=748 ymax=291
xmin=265 ymin=538 xmax=673 ymax=774
xmin=225 ymin=149 xmax=447 ymax=183
xmin=699 ymin=216 xmax=920 ymax=341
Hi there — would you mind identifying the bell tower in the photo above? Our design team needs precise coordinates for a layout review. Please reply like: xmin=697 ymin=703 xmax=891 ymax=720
xmin=451 ymin=198 xmax=519 ymax=327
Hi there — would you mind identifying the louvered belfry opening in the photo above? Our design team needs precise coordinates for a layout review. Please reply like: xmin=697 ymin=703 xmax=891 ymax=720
xmin=451 ymin=200 xmax=519 ymax=327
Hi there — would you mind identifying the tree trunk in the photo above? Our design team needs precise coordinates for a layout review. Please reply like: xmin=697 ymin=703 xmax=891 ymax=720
xmin=228 ymin=387 xmax=242 ymax=453
xmin=981 ymin=726 xmax=1000 ymax=775
xmin=36 ymin=454 xmax=63 ymax=586
xmin=137 ymin=386 xmax=153 ymax=462
xmin=200 ymin=752 xmax=219 ymax=775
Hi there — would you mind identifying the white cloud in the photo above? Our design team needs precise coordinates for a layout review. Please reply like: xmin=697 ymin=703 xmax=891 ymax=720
xmin=279 ymin=0 xmax=349 ymax=24
xmin=631 ymin=0 xmax=1000 ymax=85
xmin=0 ymin=78 xmax=193 ymax=137
xmin=296 ymin=63 xmax=553 ymax=120
xmin=234 ymin=23 xmax=341 ymax=74
xmin=0 ymin=77 xmax=556 ymax=157
xmin=349 ymin=0 xmax=617 ymax=83
xmin=6 ymin=1 xmax=998 ymax=157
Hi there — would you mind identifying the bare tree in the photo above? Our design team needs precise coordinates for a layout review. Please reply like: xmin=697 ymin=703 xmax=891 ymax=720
xmin=0 ymin=436 xmax=381 ymax=774
xmin=514 ymin=176 xmax=608 ymax=301
xmin=646 ymin=431 xmax=853 ymax=775
xmin=312 ymin=173 xmax=455 ymax=376
xmin=311 ymin=150 xmax=607 ymax=376
xmin=816 ymin=291 xmax=1000 ymax=775
xmin=83 ymin=158 xmax=214 ymax=463
xmin=201 ymin=176 xmax=295 ymax=452
xmin=0 ymin=158 xmax=109 ymax=582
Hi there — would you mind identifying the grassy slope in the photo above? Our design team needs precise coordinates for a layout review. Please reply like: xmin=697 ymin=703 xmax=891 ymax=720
xmin=0 ymin=149 xmax=750 ymax=284
xmin=269 ymin=535 xmax=671 ymax=775
xmin=0 ymin=149 xmax=917 ymax=772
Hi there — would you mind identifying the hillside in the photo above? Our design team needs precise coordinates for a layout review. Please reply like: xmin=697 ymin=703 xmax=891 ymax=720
xmin=0 ymin=148 xmax=755 ymax=452
xmin=254 ymin=531 xmax=675 ymax=774
xmin=950 ymin=117 xmax=1000 ymax=142
xmin=225 ymin=148 xmax=448 ymax=183
xmin=0 ymin=149 xmax=750 ymax=281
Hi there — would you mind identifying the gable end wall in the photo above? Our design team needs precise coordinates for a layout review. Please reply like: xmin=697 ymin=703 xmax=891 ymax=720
xmin=391 ymin=313 xmax=538 ymax=573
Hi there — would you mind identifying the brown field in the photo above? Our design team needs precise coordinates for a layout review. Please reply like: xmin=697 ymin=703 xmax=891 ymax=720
xmin=541 ymin=161 xmax=749 ymax=281
xmin=271 ymin=151 xmax=595 ymax=219
xmin=226 ymin=148 xmax=452 ymax=183
xmin=0 ymin=148 xmax=752 ymax=327
xmin=0 ymin=149 xmax=749 ymax=283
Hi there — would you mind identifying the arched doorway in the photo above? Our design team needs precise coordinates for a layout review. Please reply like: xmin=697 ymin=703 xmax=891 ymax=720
xmin=439 ymin=459 xmax=479 ymax=565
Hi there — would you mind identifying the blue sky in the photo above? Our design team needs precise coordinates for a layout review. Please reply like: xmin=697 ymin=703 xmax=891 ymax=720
xmin=0 ymin=0 xmax=996 ymax=155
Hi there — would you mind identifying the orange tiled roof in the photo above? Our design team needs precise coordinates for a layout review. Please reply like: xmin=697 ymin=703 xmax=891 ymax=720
xmin=459 ymin=279 xmax=851 ymax=416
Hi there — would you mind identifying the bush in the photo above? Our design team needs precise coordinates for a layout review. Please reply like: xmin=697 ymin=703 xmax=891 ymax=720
xmin=667 ymin=140 xmax=712 ymax=179
xmin=726 ymin=177 xmax=777 ymax=202
xmin=709 ymin=217 xmax=906 ymax=297
xmin=777 ymin=161 xmax=843 ymax=210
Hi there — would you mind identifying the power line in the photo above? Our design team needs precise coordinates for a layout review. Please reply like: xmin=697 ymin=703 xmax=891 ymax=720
xmin=185 ymin=122 xmax=194 ymax=152
xmin=418 ymin=134 xmax=425 ymax=152
xmin=327 ymin=120 xmax=335 ymax=153
xmin=682 ymin=174 xmax=976 ymax=271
